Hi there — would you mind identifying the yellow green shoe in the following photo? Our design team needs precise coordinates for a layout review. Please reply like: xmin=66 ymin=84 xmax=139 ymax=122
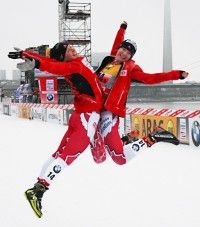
xmin=24 ymin=182 xmax=48 ymax=218
xmin=25 ymin=188 xmax=43 ymax=218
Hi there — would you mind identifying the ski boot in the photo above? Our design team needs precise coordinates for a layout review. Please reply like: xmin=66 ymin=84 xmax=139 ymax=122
xmin=25 ymin=181 xmax=48 ymax=218
xmin=121 ymin=129 xmax=139 ymax=145
xmin=143 ymin=126 xmax=180 ymax=147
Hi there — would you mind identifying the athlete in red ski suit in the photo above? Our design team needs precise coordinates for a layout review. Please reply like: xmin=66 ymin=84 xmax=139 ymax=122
xmin=18 ymin=45 xmax=105 ymax=186
xmin=8 ymin=43 xmax=108 ymax=217
xmin=90 ymin=21 xmax=189 ymax=165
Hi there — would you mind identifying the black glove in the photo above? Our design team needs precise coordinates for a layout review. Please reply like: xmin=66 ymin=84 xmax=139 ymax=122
xmin=8 ymin=51 xmax=23 ymax=59
xmin=120 ymin=21 xmax=128 ymax=30
xmin=179 ymin=70 xmax=189 ymax=80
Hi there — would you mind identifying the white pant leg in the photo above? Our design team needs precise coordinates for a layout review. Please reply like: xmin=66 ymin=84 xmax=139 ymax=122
xmin=38 ymin=156 xmax=56 ymax=178
xmin=38 ymin=157 xmax=67 ymax=185
xmin=124 ymin=139 xmax=147 ymax=162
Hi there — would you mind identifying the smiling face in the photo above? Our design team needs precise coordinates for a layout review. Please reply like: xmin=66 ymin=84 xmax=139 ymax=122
xmin=64 ymin=45 xmax=79 ymax=61
xmin=114 ymin=47 xmax=132 ymax=63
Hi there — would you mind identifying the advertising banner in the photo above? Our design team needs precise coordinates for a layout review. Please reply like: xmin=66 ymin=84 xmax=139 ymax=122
xmin=38 ymin=77 xmax=58 ymax=104
xmin=31 ymin=104 xmax=47 ymax=121
xmin=131 ymin=114 xmax=178 ymax=138
xmin=10 ymin=103 xmax=19 ymax=118
xmin=46 ymin=105 xmax=63 ymax=125
xmin=18 ymin=104 xmax=31 ymax=119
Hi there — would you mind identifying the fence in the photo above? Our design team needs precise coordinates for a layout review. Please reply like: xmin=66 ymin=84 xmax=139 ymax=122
xmin=1 ymin=100 xmax=200 ymax=148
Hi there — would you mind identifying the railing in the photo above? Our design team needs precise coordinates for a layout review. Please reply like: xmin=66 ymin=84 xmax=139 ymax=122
xmin=128 ymin=84 xmax=200 ymax=103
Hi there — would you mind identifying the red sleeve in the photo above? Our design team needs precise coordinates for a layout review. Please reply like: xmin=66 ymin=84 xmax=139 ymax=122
xmin=39 ymin=59 xmax=81 ymax=76
xmin=22 ymin=51 xmax=54 ymax=62
xmin=131 ymin=64 xmax=181 ymax=84
xmin=110 ymin=27 xmax=126 ymax=56
xmin=22 ymin=51 xmax=84 ymax=76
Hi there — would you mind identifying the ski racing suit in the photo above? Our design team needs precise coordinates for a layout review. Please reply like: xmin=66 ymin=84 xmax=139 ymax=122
xmin=22 ymin=52 xmax=105 ymax=186
xmin=90 ymin=23 xmax=185 ymax=165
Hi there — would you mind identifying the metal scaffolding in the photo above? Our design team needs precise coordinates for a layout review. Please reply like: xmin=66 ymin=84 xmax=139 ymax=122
xmin=58 ymin=1 xmax=91 ymax=62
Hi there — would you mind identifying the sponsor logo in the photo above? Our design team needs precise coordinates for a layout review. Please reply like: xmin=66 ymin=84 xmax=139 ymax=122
xmin=47 ymin=165 xmax=62 ymax=180
xmin=46 ymin=79 xmax=54 ymax=91
xmin=131 ymin=139 xmax=148 ymax=151
xmin=120 ymin=70 xmax=127 ymax=76
xmin=101 ymin=121 xmax=112 ymax=134
xmin=47 ymin=93 xmax=54 ymax=101
xmin=53 ymin=165 xmax=62 ymax=173
xmin=154 ymin=134 xmax=173 ymax=138
xmin=100 ymin=117 xmax=112 ymax=134
xmin=132 ymin=144 xmax=140 ymax=152
xmin=191 ymin=121 xmax=200 ymax=147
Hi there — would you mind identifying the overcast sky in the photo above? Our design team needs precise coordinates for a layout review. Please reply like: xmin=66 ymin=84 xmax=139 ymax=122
xmin=0 ymin=0 xmax=200 ymax=81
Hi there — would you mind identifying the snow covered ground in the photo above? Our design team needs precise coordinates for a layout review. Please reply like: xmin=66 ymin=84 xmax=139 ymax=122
xmin=1 ymin=114 xmax=200 ymax=227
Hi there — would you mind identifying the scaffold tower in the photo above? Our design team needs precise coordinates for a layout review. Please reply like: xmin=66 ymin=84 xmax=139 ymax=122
xmin=58 ymin=1 xmax=91 ymax=62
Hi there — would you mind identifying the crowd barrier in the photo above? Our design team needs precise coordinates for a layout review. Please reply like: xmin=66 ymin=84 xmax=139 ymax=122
xmin=125 ymin=106 xmax=200 ymax=148
xmin=1 ymin=101 xmax=200 ymax=148
xmin=8 ymin=103 xmax=74 ymax=125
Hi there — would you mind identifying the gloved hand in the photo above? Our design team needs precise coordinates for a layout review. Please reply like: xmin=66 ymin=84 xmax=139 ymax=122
xmin=120 ymin=21 xmax=128 ymax=29
xmin=179 ymin=71 xmax=189 ymax=79
xmin=8 ymin=50 xmax=23 ymax=59
xmin=8 ymin=47 xmax=40 ymax=69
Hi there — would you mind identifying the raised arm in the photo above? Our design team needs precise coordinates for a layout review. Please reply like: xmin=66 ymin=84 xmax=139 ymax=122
xmin=110 ymin=21 xmax=127 ymax=56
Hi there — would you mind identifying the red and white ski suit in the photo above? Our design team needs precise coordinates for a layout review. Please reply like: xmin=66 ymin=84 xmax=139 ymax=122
xmin=91 ymin=24 xmax=184 ymax=165
xmin=23 ymin=52 xmax=104 ymax=186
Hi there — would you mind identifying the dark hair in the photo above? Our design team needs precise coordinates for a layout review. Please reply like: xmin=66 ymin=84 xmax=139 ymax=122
xmin=50 ymin=41 xmax=69 ymax=61
xmin=119 ymin=39 xmax=137 ymax=58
